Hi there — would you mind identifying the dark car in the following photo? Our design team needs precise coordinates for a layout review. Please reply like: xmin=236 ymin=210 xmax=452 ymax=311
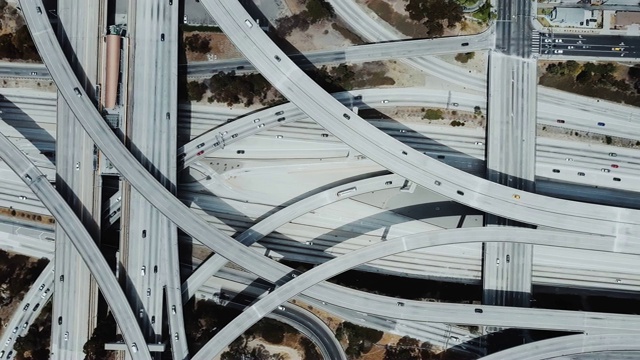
xmin=597 ymin=122 xmax=605 ymax=126
xmin=556 ymin=119 xmax=565 ymax=124
xmin=461 ymin=42 xmax=469 ymax=46
xmin=475 ymin=308 xmax=483 ymax=313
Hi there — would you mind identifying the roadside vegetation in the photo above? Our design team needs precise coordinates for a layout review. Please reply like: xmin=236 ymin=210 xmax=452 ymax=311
xmin=188 ymin=61 xmax=395 ymax=106
xmin=336 ymin=322 xmax=440 ymax=360
xmin=423 ymin=108 xmax=444 ymax=120
xmin=405 ymin=0 xmax=464 ymax=37
xmin=184 ymin=33 xmax=211 ymax=54
xmin=83 ymin=312 xmax=119 ymax=360
xmin=540 ymin=61 xmax=640 ymax=106
xmin=183 ymin=300 xmax=320 ymax=358
xmin=472 ymin=1 xmax=496 ymax=23
xmin=383 ymin=336 xmax=435 ymax=360
xmin=13 ymin=302 xmax=52 ymax=359
xmin=0 ymin=251 xmax=48 ymax=313
xmin=454 ymin=52 xmax=475 ymax=63
xmin=275 ymin=0 xmax=335 ymax=37
xmin=0 ymin=0 xmax=40 ymax=61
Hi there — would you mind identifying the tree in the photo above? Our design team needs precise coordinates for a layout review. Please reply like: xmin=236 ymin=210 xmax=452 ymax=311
xmin=12 ymin=25 xmax=40 ymax=61
xmin=186 ymin=81 xmax=207 ymax=101
xmin=384 ymin=336 xmax=421 ymax=360
xmin=575 ymin=70 xmax=593 ymax=84
xmin=336 ymin=322 xmax=383 ymax=359
xmin=628 ymin=65 xmax=640 ymax=80
xmin=299 ymin=337 xmax=322 ymax=360
xmin=423 ymin=108 xmax=443 ymax=120
xmin=454 ymin=52 xmax=475 ymax=63
xmin=405 ymin=0 xmax=463 ymax=37
xmin=420 ymin=341 xmax=435 ymax=359
xmin=0 ymin=33 xmax=18 ymax=60
xmin=185 ymin=33 xmax=211 ymax=54
xmin=306 ymin=0 xmax=334 ymax=23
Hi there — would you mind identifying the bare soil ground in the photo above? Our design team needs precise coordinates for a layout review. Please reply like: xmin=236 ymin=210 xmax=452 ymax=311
xmin=279 ymin=0 xmax=367 ymax=51
xmin=437 ymin=51 xmax=489 ymax=75
xmin=184 ymin=32 xmax=244 ymax=62
xmin=0 ymin=2 xmax=23 ymax=36
xmin=377 ymin=106 xmax=486 ymax=129
xmin=285 ymin=21 xmax=355 ymax=52
xmin=383 ymin=60 xmax=429 ymax=88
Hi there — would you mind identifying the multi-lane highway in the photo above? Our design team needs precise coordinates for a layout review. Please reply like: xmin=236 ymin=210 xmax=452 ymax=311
xmin=7 ymin=0 xmax=640 ymax=358
xmin=192 ymin=227 xmax=640 ymax=358
xmin=26 ymin=0 xmax=640 ymax=351
xmin=52 ymin=0 xmax=102 ymax=356
xmin=0 ymin=261 xmax=54 ymax=357
xmin=123 ymin=1 xmax=187 ymax=357
xmin=0 ymin=114 xmax=149 ymax=358
xmin=540 ymin=33 xmax=640 ymax=58
xmin=201 ymin=0 xmax=640 ymax=241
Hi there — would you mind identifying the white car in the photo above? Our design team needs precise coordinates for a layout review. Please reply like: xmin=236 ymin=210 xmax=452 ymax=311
xmin=381 ymin=100 xmax=389 ymax=103
xmin=64 ymin=332 xmax=69 ymax=341
xmin=244 ymin=19 xmax=253 ymax=28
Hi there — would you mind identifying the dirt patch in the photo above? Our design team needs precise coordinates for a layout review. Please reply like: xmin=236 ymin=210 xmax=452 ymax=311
xmin=284 ymin=20 xmax=358 ymax=52
xmin=437 ymin=51 xmax=488 ymax=75
xmin=383 ymin=60 xmax=428 ymax=87
xmin=249 ymin=337 xmax=304 ymax=360
xmin=0 ymin=2 xmax=24 ymax=36
xmin=283 ymin=0 xmax=306 ymax=14
xmin=371 ymin=106 xmax=486 ymax=130
xmin=538 ymin=124 xmax=640 ymax=149
xmin=360 ymin=0 xmax=428 ymax=38
xmin=184 ymin=32 xmax=243 ymax=62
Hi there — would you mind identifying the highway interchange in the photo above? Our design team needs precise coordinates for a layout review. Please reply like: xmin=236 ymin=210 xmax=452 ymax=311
xmin=0 ymin=0 xmax=639 ymax=358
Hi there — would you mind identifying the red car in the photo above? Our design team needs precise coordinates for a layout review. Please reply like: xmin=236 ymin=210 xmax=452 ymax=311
xmin=611 ymin=164 xmax=619 ymax=168
xmin=197 ymin=150 xmax=204 ymax=156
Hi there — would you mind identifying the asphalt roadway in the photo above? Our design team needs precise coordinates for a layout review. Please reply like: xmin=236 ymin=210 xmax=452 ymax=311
xmin=26 ymin=3 xmax=640 ymax=353
xmin=191 ymin=227 xmax=640 ymax=358
xmin=540 ymin=33 xmax=640 ymax=58
xmin=0 ymin=106 xmax=150 ymax=358
xmin=201 ymin=0 xmax=640 ymax=241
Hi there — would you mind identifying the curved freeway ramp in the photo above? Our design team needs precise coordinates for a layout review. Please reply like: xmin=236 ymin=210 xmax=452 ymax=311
xmin=191 ymin=227 xmax=640 ymax=358
xmin=200 ymin=0 xmax=640 ymax=244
